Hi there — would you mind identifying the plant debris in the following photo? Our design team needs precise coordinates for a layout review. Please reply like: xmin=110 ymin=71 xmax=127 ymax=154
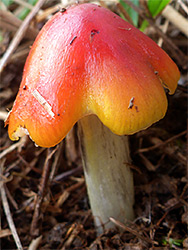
xmin=0 ymin=1 xmax=187 ymax=249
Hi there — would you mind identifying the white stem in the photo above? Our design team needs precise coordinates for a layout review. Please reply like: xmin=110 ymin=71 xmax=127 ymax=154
xmin=78 ymin=115 xmax=134 ymax=234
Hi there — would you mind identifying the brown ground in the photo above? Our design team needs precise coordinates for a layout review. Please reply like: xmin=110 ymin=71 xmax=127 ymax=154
xmin=0 ymin=1 xmax=187 ymax=249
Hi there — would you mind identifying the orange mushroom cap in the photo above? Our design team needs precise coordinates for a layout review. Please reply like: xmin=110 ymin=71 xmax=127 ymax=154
xmin=7 ymin=3 xmax=180 ymax=147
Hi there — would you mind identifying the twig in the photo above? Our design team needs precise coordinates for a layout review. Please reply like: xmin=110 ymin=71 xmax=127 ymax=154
xmin=178 ymin=0 xmax=188 ymax=15
xmin=14 ymin=0 xmax=34 ymax=10
xmin=139 ymin=153 xmax=156 ymax=171
xmin=156 ymin=209 xmax=171 ymax=227
xmin=117 ymin=3 xmax=134 ymax=26
xmin=5 ymin=185 xmax=19 ymax=210
xmin=0 ymin=110 xmax=8 ymax=121
xmin=49 ymin=142 xmax=62 ymax=181
xmin=66 ymin=179 xmax=85 ymax=193
xmin=0 ymin=229 xmax=12 ymax=238
xmin=0 ymin=136 xmax=27 ymax=159
xmin=0 ymin=161 xmax=23 ymax=250
xmin=162 ymin=5 xmax=188 ymax=37
xmin=0 ymin=10 xmax=38 ymax=39
xmin=28 ymin=235 xmax=43 ymax=250
xmin=158 ymin=19 xmax=169 ymax=47
xmin=30 ymin=147 xmax=57 ymax=237
xmin=35 ymin=4 xmax=60 ymax=22
xmin=137 ymin=130 xmax=187 ymax=153
xmin=53 ymin=165 xmax=83 ymax=182
xmin=110 ymin=217 xmax=158 ymax=245
xmin=0 ymin=0 xmax=46 ymax=73
xmin=10 ymin=45 xmax=31 ymax=63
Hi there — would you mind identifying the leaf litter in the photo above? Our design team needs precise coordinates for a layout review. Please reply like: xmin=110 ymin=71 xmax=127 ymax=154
xmin=0 ymin=0 xmax=187 ymax=249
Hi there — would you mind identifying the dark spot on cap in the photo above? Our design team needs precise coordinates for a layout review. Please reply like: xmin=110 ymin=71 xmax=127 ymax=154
xmin=70 ymin=36 xmax=77 ymax=45
xmin=90 ymin=29 xmax=99 ymax=42
xmin=23 ymin=85 xmax=27 ymax=90
xmin=60 ymin=8 xmax=66 ymax=13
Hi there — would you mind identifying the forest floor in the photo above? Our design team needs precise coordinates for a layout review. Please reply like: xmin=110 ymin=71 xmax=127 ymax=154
xmin=0 ymin=0 xmax=187 ymax=249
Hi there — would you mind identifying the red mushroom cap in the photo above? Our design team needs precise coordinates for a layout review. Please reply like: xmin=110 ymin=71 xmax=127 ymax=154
xmin=7 ymin=3 xmax=180 ymax=147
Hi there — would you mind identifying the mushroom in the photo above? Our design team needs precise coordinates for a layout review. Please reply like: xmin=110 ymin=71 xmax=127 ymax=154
xmin=6 ymin=4 xmax=180 ymax=234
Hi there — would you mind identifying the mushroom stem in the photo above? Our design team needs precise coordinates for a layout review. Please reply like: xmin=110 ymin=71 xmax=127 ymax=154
xmin=78 ymin=115 xmax=134 ymax=234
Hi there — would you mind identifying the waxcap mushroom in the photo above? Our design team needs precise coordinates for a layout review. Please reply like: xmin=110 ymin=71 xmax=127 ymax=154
xmin=7 ymin=3 xmax=180 ymax=147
